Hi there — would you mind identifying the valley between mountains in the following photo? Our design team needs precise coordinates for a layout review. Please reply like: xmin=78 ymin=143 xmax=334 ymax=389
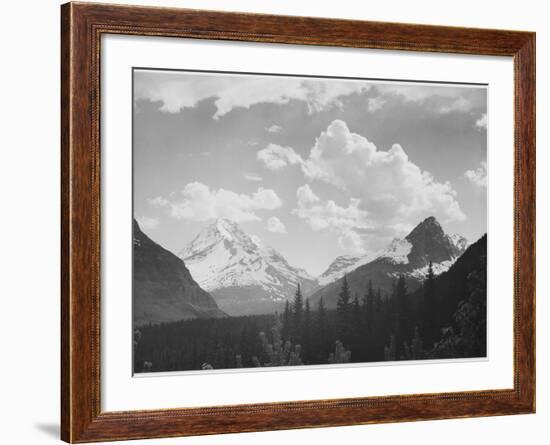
xmin=133 ymin=216 xmax=486 ymax=372
xmin=134 ymin=216 xmax=470 ymax=323
xmin=173 ymin=216 xmax=468 ymax=316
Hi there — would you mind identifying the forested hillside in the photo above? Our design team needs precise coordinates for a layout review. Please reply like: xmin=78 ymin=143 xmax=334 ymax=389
xmin=134 ymin=235 xmax=486 ymax=372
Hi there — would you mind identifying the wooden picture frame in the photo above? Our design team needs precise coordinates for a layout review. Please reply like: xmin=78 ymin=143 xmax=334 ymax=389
xmin=61 ymin=2 xmax=535 ymax=442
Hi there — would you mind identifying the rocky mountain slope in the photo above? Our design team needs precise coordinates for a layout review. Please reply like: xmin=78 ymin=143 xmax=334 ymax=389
xmin=133 ymin=219 xmax=225 ymax=326
xmin=310 ymin=216 xmax=468 ymax=308
xmin=317 ymin=220 xmax=467 ymax=288
xmin=179 ymin=218 xmax=317 ymax=315
xmin=317 ymin=253 xmax=378 ymax=287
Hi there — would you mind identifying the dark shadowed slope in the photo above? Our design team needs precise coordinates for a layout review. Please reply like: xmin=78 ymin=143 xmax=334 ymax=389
xmin=133 ymin=219 xmax=226 ymax=326
xmin=310 ymin=217 xmax=468 ymax=308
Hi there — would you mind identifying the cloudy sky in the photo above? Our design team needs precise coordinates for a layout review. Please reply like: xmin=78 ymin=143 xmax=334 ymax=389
xmin=133 ymin=69 xmax=487 ymax=276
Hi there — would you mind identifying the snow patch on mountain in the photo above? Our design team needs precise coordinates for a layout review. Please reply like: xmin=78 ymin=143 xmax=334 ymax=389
xmin=179 ymin=218 xmax=314 ymax=302
xmin=400 ymin=259 xmax=456 ymax=280
xmin=378 ymin=238 xmax=413 ymax=264
xmin=317 ymin=253 xmax=377 ymax=287
xmin=449 ymin=233 xmax=469 ymax=251
xmin=316 ymin=217 xmax=469 ymax=289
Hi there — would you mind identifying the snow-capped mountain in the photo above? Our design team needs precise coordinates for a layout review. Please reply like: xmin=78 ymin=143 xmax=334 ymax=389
xmin=377 ymin=238 xmax=414 ymax=264
xmin=317 ymin=254 xmax=377 ymax=287
xmin=179 ymin=218 xmax=316 ymax=315
xmin=177 ymin=216 xmax=468 ymax=315
xmin=317 ymin=220 xmax=468 ymax=289
xmin=310 ymin=216 xmax=469 ymax=308
xmin=449 ymin=233 xmax=469 ymax=252
xmin=398 ymin=216 xmax=467 ymax=269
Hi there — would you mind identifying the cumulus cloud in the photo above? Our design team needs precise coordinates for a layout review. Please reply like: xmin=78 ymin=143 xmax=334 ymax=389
xmin=244 ymin=173 xmax=263 ymax=182
xmin=148 ymin=196 xmax=169 ymax=207
xmin=266 ymin=216 xmax=287 ymax=234
xmin=294 ymin=185 xmax=369 ymax=253
xmin=279 ymin=120 xmax=466 ymax=253
xmin=378 ymin=84 xmax=467 ymax=102
xmin=303 ymin=120 xmax=464 ymax=223
xmin=259 ymin=121 xmax=465 ymax=227
xmin=134 ymin=71 xmax=370 ymax=119
xmin=475 ymin=113 xmax=487 ymax=130
xmin=373 ymin=84 xmax=482 ymax=115
xmin=257 ymin=144 xmax=303 ymax=171
xmin=265 ymin=124 xmax=282 ymax=133
xmin=136 ymin=216 xmax=159 ymax=230
xmin=465 ymin=161 xmax=487 ymax=187
xmin=367 ymin=96 xmax=386 ymax=112
xmin=300 ymin=79 xmax=371 ymax=113
xmin=295 ymin=185 xmax=367 ymax=230
xmin=152 ymin=182 xmax=282 ymax=222
xmin=439 ymin=96 xmax=472 ymax=114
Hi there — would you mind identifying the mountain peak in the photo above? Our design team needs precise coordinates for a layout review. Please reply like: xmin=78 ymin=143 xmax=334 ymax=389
xmin=209 ymin=218 xmax=242 ymax=237
xmin=213 ymin=217 xmax=238 ymax=229
xmin=402 ymin=216 xmax=466 ymax=267
xmin=413 ymin=216 xmax=443 ymax=231
xmin=405 ymin=216 xmax=443 ymax=246
xmin=179 ymin=220 xmax=316 ymax=314
xmin=310 ymin=216 xmax=471 ymax=309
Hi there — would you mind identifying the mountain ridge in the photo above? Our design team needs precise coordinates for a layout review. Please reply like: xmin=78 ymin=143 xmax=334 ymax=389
xmin=177 ymin=216 xmax=468 ymax=315
xmin=316 ymin=217 xmax=467 ymax=288
xmin=310 ymin=216 xmax=469 ymax=308
xmin=180 ymin=218 xmax=317 ymax=315
xmin=133 ymin=219 xmax=226 ymax=326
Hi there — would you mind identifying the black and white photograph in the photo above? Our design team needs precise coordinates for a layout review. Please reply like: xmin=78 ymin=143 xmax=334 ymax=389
xmin=132 ymin=69 xmax=488 ymax=373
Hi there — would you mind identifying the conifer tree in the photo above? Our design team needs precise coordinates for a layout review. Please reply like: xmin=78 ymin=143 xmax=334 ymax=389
xmin=351 ymin=293 xmax=362 ymax=358
xmin=395 ymin=274 xmax=409 ymax=358
xmin=302 ymin=298 xmax=312 ymax=361
xmin=337 ymin=275 xmax=351 ymax=311
xmin=361 ymin=280 xmax=376 ymax=360
xmin=317 ymin=296 xmax=326 ymax=328
xmin=292 ymin=284 xmax=303 ymax=340
xmin=293 ymin=284 xmax=303 ymax=322
xmin=336 ymin=275 xmax=352 ymax=346
xmin=313 ymin=297 xmax=328 ymax=362
xmin=282 ymin=300 xmax=291 ymax=341
xmin=352 ymin=293 xmax=361 ymax=317
xmin=391 ymin=279 xmax=397 ymax=304
xmin=422 ymin=261 xmax=438 ymax=348
xmin=384 ymin=335 xmax=397 ymax=361
xmin=364 ymin=279 xmax=375 ymax=333
xmin=367 ymin=287 xmax=386 ymax=361
xmin=375 ymin=288 xmax=382 ymax=309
